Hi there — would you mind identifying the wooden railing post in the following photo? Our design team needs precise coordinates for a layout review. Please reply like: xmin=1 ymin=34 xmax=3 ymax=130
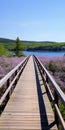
xmin=54 ymin=91 xmax=59 ymax=126
xmin=15 ymin=70 xmax=18 ymax=85
xmin=45 ymin=75 xmax=49 ymax=94
xmin=7 ymin=78 xmax=10 ymax=100
xmin=46 ymin=75 xmax=48 ymax=83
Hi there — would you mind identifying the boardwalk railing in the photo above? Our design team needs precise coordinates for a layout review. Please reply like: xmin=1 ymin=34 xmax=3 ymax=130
xmin=0 ymin=56 xmax=29 ymax=110
xmin=34 ymin=55 xmax=65 ymax=130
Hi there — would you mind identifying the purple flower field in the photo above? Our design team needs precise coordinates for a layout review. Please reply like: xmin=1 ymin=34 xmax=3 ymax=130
xmin=0 ymin=56 xmax=24 ymax=79
xmin=0 ymin=56 xmax=65 ymax=90
xmin=39 ymin=56 xmax=65 ymax=90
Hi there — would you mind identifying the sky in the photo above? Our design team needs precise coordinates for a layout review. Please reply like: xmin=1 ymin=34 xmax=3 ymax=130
xmin=0 ymin=0 xmax=65 ymax=42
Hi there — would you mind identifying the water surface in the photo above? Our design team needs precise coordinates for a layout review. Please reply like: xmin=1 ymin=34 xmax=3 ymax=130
xmin=23 ymin=51 xmax=65 ymax=57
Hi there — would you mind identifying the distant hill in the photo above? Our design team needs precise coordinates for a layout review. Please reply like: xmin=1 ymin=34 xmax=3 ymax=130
xmin=0 ymin=37 xmax=65 ymax=52
xmin=0 ymin=38 xmax=57 ymax=44
xmin=0 ymin=38 xmax=15 ymax=44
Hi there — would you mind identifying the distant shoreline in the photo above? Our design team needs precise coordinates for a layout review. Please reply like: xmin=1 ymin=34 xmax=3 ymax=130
xmin=26 ymin=48 xmax=65 ymax=52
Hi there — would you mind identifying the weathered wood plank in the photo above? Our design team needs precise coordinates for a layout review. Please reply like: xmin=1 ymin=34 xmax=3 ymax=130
xmin=34 ymin=65 xmax=58 ymax=130
xmin=0 ymin=56 xmax=41 ymax=130
xmin=0 ymin=56 xmax=58 ymax=130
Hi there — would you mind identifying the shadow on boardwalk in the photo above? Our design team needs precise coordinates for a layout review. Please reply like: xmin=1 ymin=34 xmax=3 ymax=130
xmin=34 ymin=64 xmax=56 ymax=130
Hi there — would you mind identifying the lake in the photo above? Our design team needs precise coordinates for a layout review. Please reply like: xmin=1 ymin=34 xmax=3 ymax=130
xmin=23 ymin=51 xmax=65 ymax=57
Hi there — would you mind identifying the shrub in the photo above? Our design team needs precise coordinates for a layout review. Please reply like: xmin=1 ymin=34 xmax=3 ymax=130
xmin=48 ymin=61 xmax=57 ymax=75
xmin=0 ymin=44 xmax=13 ymax=57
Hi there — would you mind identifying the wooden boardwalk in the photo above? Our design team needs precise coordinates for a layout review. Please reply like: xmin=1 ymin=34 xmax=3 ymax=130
xmin=0 ymin=56 xmax=57 ymax=130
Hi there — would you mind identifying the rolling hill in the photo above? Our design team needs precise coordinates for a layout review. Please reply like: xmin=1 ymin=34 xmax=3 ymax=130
xmin=0 ymin=38 xmax=65 ymax=52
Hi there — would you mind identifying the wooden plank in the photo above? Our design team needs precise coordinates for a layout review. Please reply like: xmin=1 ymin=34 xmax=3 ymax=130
xmin=0 ymin=56 xmax=41 ymax=130
xmin=35 ymin=66 xmax=58 ymax=130
xmin=0 ymin=56 xmax=58 ymax=130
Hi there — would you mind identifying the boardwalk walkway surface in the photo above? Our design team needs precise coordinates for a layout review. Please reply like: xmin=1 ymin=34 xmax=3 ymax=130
xmin=0 ymin=56 xmax=57 ymax=130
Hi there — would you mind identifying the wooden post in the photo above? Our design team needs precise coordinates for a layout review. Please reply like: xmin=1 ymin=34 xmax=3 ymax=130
xmin=15 ymin=70 xmax=17 ymax=85
xmin=6 ymin=78 xmax=10 ymax=101
xmin=45 ymin=75 xmax=49 ymax=94
xmin=54 ymin=91 xmax=59 ymax=126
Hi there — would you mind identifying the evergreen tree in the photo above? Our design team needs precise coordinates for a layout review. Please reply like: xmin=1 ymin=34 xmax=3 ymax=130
xmin=16 ymin=37 xmax=20 ymax=56
xmin=15 ymin=37 xmax=23 ymax=56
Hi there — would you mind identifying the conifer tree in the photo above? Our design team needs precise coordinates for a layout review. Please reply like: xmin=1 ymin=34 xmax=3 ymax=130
xmin=16 ymin=37 xmax=20 ymax=56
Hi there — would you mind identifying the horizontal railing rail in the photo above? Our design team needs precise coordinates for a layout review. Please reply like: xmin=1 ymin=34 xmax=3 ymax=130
xmin=34 ymin=55 xmax=65 ymax=130
xmin=0 ymin=56 xmax=29 ymax=108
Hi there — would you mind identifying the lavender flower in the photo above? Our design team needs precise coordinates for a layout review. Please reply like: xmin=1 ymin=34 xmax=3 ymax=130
xmin=0 ymin=56 xmax=24 ymax=79
xmin=39 ymin=56 xmax=65 ymax=89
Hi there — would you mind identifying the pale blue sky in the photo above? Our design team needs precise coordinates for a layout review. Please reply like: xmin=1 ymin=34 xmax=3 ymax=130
xmin=0 ymin=0 xmax=65 ymax=41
